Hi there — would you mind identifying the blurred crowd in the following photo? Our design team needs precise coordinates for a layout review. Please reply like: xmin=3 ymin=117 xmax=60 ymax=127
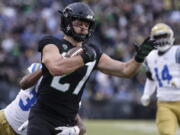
xmin=0 ymin=0 xmax=180 ymax=109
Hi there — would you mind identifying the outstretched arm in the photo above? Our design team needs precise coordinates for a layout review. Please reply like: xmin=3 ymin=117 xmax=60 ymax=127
xmin=97 ymin=37 xmax=157 ymax=78
xmin=97 ymin=54 xmax=141 ymax=78
xmin=19 ymin=69 xmax=42 ymax=90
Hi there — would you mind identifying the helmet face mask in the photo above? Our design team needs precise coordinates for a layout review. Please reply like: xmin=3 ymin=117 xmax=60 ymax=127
xmin=59 ymin=2 xmax=96 ymax=42
xmin=150 ymin=23 xmax=174 ymax=52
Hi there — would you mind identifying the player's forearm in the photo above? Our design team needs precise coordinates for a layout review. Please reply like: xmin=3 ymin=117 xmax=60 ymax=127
xmin=46 ymin=56 xmax=84 ymax=76
xmin=42 ymin=44 xmax=85 ymax=76
xmin=19 ymin=69 xmax=42 ymax=90
xmin=97 ymin=54 xmax=141 ymax=78
xmin=121 ymin=58 xmax=142 ymax=78
xmin=75 ymin=114 xmax=86 ymax=135
xmin=143 ymin=78 xmax=156 ymax=96
xmin=99 ymin=58 xmax=141 ymax=78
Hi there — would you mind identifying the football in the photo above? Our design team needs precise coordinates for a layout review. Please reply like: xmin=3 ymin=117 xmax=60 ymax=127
xmin=65 ymin=46 xmax=84 ymax=57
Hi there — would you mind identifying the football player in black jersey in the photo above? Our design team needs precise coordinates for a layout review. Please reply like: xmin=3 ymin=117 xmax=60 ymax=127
xmin=27 ymin=2 xmax=157 ymax=135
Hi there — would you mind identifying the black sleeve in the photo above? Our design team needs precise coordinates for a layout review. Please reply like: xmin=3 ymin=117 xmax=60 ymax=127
xmin=38 ymin=35 xmax=60 ymax=52
xmin=89 ymin=43 xmax=103 ymax=62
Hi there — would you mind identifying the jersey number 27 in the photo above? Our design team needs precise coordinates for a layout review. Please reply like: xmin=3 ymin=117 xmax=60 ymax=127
xmin=50 ymin=62 xmax=96 ymax=95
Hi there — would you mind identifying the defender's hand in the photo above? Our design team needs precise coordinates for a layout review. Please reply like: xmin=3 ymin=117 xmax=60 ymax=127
xmin=135 ymin=37 xmax=157 ymax=63
xmin=55 ymin=126 xmax=80 ymax=135
xmin=81 ymin=45 xmax=96 ymax=64
xmin=141 ymin=95 xmax=150 ymax=106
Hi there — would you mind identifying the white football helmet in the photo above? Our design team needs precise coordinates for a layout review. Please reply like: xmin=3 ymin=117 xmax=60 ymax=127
xmin=150 ymin=23 xmax=174 ymax=52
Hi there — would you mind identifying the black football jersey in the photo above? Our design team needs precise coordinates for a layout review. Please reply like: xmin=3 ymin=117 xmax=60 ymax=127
xmin=32 ymin=36 xmax=102 ymax=125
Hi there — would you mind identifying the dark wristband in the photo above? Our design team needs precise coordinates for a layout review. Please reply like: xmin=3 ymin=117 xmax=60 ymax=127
xmin=135 ymin=55 xmax=144 ymax=63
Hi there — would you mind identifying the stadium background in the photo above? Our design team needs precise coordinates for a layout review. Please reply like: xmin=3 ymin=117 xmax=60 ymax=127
xmin=0 ymin=0 xmax=180 ymax=134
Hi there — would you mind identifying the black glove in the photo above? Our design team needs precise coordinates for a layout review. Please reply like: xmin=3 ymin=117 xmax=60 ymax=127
xmin=81 ymin=45 xmax=97 ymax=64
xmin=135 ymin=37 xmax=157 ymax=63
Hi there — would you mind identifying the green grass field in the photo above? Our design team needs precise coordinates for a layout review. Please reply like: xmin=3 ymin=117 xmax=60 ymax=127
xmin=85 ymin=120 xmax=158 ymax=135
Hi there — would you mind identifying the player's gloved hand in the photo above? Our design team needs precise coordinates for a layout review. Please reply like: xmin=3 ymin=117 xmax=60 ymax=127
xmin=55 ymin=126 xmax=80 ymax=135
xmin=135 ymin=37 xmax=157 ymax=63
xmin=81 ymin=45 xmax=96 ymax=64
xmin=141 ymin=95 xmax=150 ymax=106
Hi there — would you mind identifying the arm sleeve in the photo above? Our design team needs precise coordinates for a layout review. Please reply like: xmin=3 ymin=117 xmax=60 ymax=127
xmin=144 ymin=59 xmax=154 ymax=80
xmin=143 ymin=78 xmax=156 ymax=97
xmin=38 ymin=35 xmax=60 ymax=52
xmin=88 ymin=43 xmax=103 ymax=69
xmin=89 ymin=43 xmax=103 ymax=60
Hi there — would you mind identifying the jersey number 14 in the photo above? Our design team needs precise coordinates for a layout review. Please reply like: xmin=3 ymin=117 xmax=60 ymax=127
xmin=154 ymin=65 xmax=172 ymax=87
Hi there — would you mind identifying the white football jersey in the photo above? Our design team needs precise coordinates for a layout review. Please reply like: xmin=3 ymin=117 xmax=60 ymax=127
xmin=146 ymin=45 xmax=180 ymax=101
xmin=4 ymin=63 xmax=42 ymax=135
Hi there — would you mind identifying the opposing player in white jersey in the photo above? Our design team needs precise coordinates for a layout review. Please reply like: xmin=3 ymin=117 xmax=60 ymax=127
xmin=141 ymin=23 xmax=180 ymax=135
xmin=0 ymin=63 xmax=86 ymax=135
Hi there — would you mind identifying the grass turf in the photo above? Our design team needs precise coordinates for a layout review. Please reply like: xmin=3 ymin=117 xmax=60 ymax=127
xmin=84 ymin=120 xmax=158 ymax=135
